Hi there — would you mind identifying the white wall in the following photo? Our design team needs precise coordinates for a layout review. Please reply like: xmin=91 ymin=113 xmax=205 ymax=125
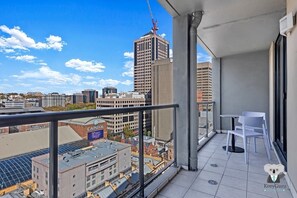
xmin=216 ymin=50 xmax=269 ymax=129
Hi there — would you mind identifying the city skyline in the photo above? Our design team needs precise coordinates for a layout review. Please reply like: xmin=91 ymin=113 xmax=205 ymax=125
xmin=0 ymin=0 xmax=211 ymax=95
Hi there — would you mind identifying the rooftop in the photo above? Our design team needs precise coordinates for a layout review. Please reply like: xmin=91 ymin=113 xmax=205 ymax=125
xmin=32 ymin=140 xmax=131 ymax=172
xmin=0 ymin=126 xmax=82 ymax=159
xmin=61 ymin=117 xmax=105 ymax=125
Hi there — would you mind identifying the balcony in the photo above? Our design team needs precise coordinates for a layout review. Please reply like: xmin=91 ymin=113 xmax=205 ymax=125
xmin=157 ymin=133 xmax=293 ymax=198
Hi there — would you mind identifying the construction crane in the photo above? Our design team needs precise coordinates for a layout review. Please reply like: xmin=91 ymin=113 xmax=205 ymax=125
xmin=146 ymin=0 xmax=159 ymax=34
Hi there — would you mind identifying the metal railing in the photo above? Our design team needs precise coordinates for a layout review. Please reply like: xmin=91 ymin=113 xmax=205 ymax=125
xmin=0 ymin=104 xmax=178 ymax=198
xmin=197 ymin=101 xmax=215 ymax=139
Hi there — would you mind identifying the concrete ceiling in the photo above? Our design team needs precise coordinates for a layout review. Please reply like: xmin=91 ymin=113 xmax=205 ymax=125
xmin=158 ymin=0 xmax=286 ymax=57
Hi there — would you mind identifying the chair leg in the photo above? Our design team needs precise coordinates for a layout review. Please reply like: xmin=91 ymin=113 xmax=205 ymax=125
xmin=254 ymin=137 xmax=257 ymax=153
xmin=226 ymin=132 xmax=230 ymax=155
xmin=243 ymin=137 xmax=248 ymax=164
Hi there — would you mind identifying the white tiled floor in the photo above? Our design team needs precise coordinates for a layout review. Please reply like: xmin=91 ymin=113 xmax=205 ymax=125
xmin=157 ymin=134 xmax=293 ymax=198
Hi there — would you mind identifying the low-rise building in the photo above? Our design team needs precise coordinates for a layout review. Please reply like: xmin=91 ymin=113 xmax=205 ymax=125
xmin=41 ymin=93 xmax=65 ymax=107
xmin=32 ymin=140 xmax=131 ymax=197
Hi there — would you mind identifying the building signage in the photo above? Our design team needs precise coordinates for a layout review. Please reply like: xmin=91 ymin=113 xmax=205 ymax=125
xmin=88 ymin=130 xmax=104 ymax=141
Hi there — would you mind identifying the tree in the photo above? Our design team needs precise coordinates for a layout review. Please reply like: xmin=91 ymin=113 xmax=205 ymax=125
xmin=123 ymin=124 xmax=134 ymax=138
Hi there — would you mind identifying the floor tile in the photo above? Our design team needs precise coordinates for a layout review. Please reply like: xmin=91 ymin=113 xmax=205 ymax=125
xmin=220 ymin=175 xmax=247 ymax=191
xmin=191 ymin=178 xmax=219 ymax=196
xmin=184 ymin=189 xmax=215 ymax=198
xmin=248 ymin=172 xmax=268 ymax=184
xmin=216 ymin=185 xmax=247 ymax=198
xmin=224 ymin=168 xmax=247 ymax=180
xmin=247 ymin=181 xmax=278 ymax=198
xmin=198 ymin=170 xmax=223 ymax=183
xmin=203 ymin=162 xmax=225 ymax=175
xmin=159 ymin=183 xmax=188 ymax=198
xmin=170 ymin=173 xmax=196 ymax=188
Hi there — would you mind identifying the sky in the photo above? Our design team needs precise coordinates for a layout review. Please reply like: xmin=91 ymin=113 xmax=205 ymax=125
xmin=0 ymin=0 xmax=211 ymax=95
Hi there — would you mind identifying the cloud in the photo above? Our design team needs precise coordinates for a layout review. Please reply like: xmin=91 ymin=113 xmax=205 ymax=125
xmin=0 ymin=48 xmax=15 ymax=53
xmin=98 ymin=79 xmax=120 ymax=87
xmin=65 ymin=59 xmax=105 ymax=73
xmin=12 ymin=66 xmax=81 ymax=85
xmin=121 ymin=80 xmax=133 ymax=86
xmin=122 ymin=51 xmax=134 ymax=77
xmin=85 ymin=76 xmax=95 ymax=80
xmin=122 ymin=60 xmax=134 ymax=77
xmin=197 ymin=52 xmax=212 ymax=63
xmin=0 ymin=25 xmax=66 ymax=52
xmin=160 ymin=33 xmax=166 ymax=38
xmin=7 ymin=55 xmax=37 ymax=63
xmin=83 ymin=81 xmax=97 ymax=86
xmin=124 ymin=51 xmax=134 ymax=59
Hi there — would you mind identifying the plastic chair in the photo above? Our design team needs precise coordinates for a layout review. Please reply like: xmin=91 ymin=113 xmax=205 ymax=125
xmin=226 ymin=116 xmax=271 ymax=164
xmin=236 ymin=111 xmax=272 ymax=151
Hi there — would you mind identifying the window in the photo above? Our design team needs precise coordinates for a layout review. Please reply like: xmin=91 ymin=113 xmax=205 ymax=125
xmin=36 ymin=168 xmax=39 ymax=173
xmin=92 ymin=180 xmax=96 ymax=185
xmin=37 ymin=175 xmax=39 ymax=179
xmin=92 ymin=175 xmax=96 ymax=179
xmin=87 ymin=176 xmax=91 ymax=181
xmin=73 ymin=184 xmax=75 ymax=187
xmin=88 ymin=164 xmax=98 ymax=171
xmin=109 ymin=167 xmax=112 ymax=170
xmin=100 ymin=161 xmax=108 ymax=167
xmin=45 ymin=172 xmax=48 ymax=178
xmin=110 ymin=156 xmax=116 ymax=162
xmin=109 ymin=171 xmax=112 ymax=176
xmin=114 ymin=169 xmax=116 ymax=174
xmin=46 ymin=180 xmax=48 ymax=185
xmin=87 ymin=182 xmax=90 ymax=188
xmin=33 ymin=166 xmax=35 ymax=172
xmin=73 ymin=175 xmax=75 ymax=178
xmin=101 ymin=175 xmax=104 ymax=180
xmin=73 ymin=193 xmax=75 ymax=197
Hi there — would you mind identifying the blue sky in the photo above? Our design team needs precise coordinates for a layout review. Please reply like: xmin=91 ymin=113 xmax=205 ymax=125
xmin=0 ymin=0 xmax=211 ymax=94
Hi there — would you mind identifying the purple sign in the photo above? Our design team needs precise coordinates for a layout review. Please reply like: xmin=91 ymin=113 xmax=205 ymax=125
xmin=88 ymin=130 xmax=104 ymax=141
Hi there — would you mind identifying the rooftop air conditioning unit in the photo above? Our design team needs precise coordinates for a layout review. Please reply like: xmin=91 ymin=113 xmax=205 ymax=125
xmin=280 ymin=12 xmax=296 ymax=37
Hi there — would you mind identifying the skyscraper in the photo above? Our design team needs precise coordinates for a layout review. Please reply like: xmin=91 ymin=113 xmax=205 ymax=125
xmin=134 ymin=31 xmax=169 ymax=131
xmin=134 ymin=31 xmax=169 ymax=99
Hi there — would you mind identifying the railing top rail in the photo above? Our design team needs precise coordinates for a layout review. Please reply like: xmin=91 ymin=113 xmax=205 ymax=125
xmin=0 ymin=104 xmax=179 ymax=127
xmin=197 ymin=101 xmax=215 ymax=105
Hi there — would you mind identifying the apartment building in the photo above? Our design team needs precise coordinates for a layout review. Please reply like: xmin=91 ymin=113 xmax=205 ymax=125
xmin=197 ymin=62 xmax=212 ymax=102
xmin=32 ymin=140 xmax=131 ymax=197
xmin=41 ymin=93 xmax=65 ymax=107
xmin=96 ymin=92 xmax=145 ymax=134
xmin=72 ymin=93 xmax=85 ymax=104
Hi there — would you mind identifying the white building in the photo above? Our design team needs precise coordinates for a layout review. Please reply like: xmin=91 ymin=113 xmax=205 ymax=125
xmin=32 ymin=140 xmax=131 ymax=197
xmin=41 ymin=93 xmax=65 ymax=107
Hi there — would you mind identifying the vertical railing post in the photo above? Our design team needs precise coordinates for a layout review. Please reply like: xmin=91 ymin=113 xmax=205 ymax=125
xmin=49 ymin=121 xmax=58 ymax=198
xmin=138 ymin=111 xmax=144 ymax=197
xmin=173 ymin=107 xmax=177 ymax=167
xmin=212 ymin=102 xmax=215 ymax=133
xmin=206 ymin=103 xmax=209 ymax=138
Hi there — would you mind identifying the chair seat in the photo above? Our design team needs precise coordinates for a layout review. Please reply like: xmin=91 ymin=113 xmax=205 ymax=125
xmin=228 ymin=129 xmax=264 ymax=137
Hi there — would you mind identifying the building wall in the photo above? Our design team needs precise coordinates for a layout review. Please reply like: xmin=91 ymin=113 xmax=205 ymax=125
xmin=58 ymin=165 xmax=86 ymax=198
xmin=96 ymin=97 xmax=145 ymax=134
xmin=217 ymin=50 xmax=269 ymax=129
xmin=152 ymin=59 xmax=173 ymax=141
xmin=197 ymin=62 xmax=212 ymax=102
xmin=62 ymin=122 xmax=107 ymax=140
xmin=286 ymin=0 xmax=297 ymax=193
xmin=117 ymin=146 xmax=132 ymax=172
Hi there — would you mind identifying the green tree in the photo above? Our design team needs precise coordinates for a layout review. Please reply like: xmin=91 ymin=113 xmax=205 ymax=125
xmin=123 ymin=124 xmax=134 ymax=138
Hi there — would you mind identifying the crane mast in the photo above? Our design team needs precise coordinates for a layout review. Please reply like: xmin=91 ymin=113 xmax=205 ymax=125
xmin=146 ymin=0 xmax=159 ymax=34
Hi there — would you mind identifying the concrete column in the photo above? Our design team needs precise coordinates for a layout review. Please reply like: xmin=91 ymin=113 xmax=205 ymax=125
xmin=173 ymin=12 xmax=202 ymax=170
xmin=212 ymin=58 xmax=221 ymax=131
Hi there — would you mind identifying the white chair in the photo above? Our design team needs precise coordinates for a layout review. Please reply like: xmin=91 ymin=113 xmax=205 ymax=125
xmin=237 ymin=111 xmax=272 ymax=151
xmin=226 ymin=116 xmax=271 ymax=164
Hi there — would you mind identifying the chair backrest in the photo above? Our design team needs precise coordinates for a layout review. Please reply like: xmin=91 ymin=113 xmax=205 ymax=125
xmin=242 ymin=111 xmax=268 ymax=130
xmin=238 ymin=116 xmax=265 ymax=135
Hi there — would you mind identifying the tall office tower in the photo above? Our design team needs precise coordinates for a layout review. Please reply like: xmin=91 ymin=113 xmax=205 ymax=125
xmin=134 ymin=31 xmax=169 ymax=131
xmin=152 ymin=59 xmax=173 ymax=141
xmin=82 ymin=89 xmax=98 ymax=103
xmin=134 ymin=30 xmax=169 ymax=99
xmin=197 ymin=62 xmax=212 ymax=102
xmin=102 ymin=87 xmax=117 ymax=98
xmin=72 ymin=93 xmax=85 ymax=104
